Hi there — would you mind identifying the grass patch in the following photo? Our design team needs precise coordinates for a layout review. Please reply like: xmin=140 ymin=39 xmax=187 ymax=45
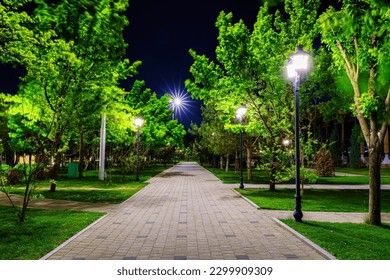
xmin=236 ymin=188 xmax=390 ymax=212
xmin=0 ymin=205 xmax=104 ymax=260
xmin=336 ymin=167 xmax=390 ymax=177
xmin=281 ymin=219 xmax=390 ymax=259
xmin=6 ymin=164 xmax=170 ymax=204
xmin=206 ymin=166 xmax=390 ymax=184
xmin=205 ymin=166 xmax=270 ymax=184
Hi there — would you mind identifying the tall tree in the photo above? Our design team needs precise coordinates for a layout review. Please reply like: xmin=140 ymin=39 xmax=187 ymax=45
xmin=319 ymin=0 xmax=390 ymax=225
xmin=186 ymin=0 xmax=320 ymax=189
xmin=23 ymin=0 xmax=140 ymax=177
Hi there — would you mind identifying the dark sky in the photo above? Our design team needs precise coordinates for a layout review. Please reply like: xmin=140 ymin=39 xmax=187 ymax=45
xmin=124 ymin=0 xmax=262 ymax=128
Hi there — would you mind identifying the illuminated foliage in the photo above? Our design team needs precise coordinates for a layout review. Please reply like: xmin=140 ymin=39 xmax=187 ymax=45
xmin=319 ymin=0 xmax=390 ymax=225
xmin=186 ymin=0 xmax=320 ymax=189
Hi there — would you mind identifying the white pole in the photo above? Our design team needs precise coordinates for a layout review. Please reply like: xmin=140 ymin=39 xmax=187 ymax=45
xmin=99 ymin=113 xmax=106 ymax=180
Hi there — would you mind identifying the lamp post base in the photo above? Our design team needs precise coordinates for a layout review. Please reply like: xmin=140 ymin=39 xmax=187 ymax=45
xmin=293 ymin=209 xmax=303 ymax=222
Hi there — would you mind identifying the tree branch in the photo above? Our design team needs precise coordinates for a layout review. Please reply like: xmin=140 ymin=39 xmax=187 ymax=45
xmin=336 ymin=39 xmax=355 ymax=82
xmin=354 ymin=36 xmax=359 ymax=81
xmin=379 ymin=86 xmax=390 ymax=141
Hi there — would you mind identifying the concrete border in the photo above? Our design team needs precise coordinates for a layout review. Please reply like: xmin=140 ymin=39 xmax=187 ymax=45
xmin=40 ymin=214 xmax=109 ymax=260
xmin=273 ymin=217 xmax=337 ymax=260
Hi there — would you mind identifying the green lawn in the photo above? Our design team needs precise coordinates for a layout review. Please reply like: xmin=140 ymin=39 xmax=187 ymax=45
xmin=336 ymin=167 xmax=390 ymax=177
xmin=206 ymin=166 xmax=390 ymax=184
xmin=236 ymin=188 xmax=390 ymax=212
xmin=282 ymin=219 xmax=390 ymax=259
xmin=0 ymin=205 xmax=104 ymax=259
xmin=6 ymin=164 xmax=170 ymax=203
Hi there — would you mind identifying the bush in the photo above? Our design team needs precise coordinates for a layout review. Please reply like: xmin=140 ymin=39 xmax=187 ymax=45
xmin=315 ymin=148 xmax=335 ymax=177
xmin=6 ymin=169 xmax=23 ymax=185
xmin=1 ymin=164 xmax=11 ymax=172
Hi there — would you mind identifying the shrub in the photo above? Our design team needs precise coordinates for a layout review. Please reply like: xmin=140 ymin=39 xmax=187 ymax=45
xmin=315 ymin=148 xmax=335 ymax=177
xmin=6 ymin=169 xmax=23 ymax=185
xmin=0 ymin=164 xmax=11 ymax=172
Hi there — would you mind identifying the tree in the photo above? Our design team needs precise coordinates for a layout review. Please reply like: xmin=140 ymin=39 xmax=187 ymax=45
xmin=126 ymin=80 xmax=186 ymax=164
xmin=0 ymin=0 xmax=36 ymax=64
xmin=0 ymin=0 xmax=141 ymax=221
xmin=186 ymin=0 xmax=320 ymax=190
xmin=319 ymin=0 xmax=390 ymax=225
xmin=189 ymin=106 xmax=238 ymax=171
xmin=25 ymin=0 xmax=140 ymax=177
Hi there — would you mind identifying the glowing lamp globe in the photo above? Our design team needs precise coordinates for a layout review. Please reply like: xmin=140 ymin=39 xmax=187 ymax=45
xmin=287 ymin=45 xmax=310 ymax=78
xmin=134 ymin=117 xmax=144 ymax=128
xmin=236 ymin=105 xmax=247 ymax=119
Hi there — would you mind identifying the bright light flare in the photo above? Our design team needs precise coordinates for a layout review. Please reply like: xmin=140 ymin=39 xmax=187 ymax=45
xmin=236 ymin=105 xmax=247 ymax=121
xmin=168 ymin=85 xmax=192 ymax=120
xmin=134 ymin=117 xmax=144 ymax=128
xmin=286 ymin=45 xmax=310 ymax=79
xmin=282 ymin=139 xmax=291 ymax=147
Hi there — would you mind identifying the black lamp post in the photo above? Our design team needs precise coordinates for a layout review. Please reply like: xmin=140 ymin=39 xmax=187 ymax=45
xmin=236 ymin=105 xmax=247 ymax=189
xmin=287 ymin=45 xmax=310 ymax=222
xmin=134 ymin=117 xmax=144 ymax=181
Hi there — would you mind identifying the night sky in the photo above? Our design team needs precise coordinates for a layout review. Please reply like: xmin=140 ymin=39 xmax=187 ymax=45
xmin=125 ymin=0 xmax=262 ymax=128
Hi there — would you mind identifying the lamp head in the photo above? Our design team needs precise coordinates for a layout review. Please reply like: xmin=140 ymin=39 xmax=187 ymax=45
xmin=282 ymin=139 xmax=291 ymax=147
xmin=236 ymin=105 xmax=247 ymax=120
xmin=134 ymin=117 xmax=144 ymax=128
xmin=287 ymin=45 xmax=310 ymax=79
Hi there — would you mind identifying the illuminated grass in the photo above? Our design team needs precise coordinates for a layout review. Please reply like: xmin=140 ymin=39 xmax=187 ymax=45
xmin=6 ymin=164 xmax=170 ymax=203
xmin=282 ymin=219 xmax=390 ymax=260
xmin=0 ymin=206 xmax=103 ymax=260
xmin=236 ymin=188 xmax=390 ymax=212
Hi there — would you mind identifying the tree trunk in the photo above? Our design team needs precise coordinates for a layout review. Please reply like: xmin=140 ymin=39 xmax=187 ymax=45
xmin=220 ymin=156 xmax=224 ymax=170
xmin=234 ymin=149 xmax=239 ymax=174
xmin=269 ymin=152 xmax=277 ymax=191
xmin=225 ymin=154 xmax=229 ymax=172
xmin=368 ymin=145 xmax=382 ymax=225
xmin=78 ymin=127 xmax=84 ymax=179
xmin=246 ymin=145 xmax=252 ymax=181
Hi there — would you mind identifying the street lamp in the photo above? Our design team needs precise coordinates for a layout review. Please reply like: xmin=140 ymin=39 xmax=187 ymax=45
xmin=286 ymin=45 xmax=310 ymax=222
xmin=134 ymin=116 xmax=144 ymax=181
xmin=98 ymin=112 xmax=106 ymax=181
xmin=236 ymin=105 xmax=247 ymax=189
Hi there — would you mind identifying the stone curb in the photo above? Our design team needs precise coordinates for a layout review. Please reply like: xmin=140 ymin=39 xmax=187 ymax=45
xmin=273 ymin=217 xmax=337 ymax=260
xmin=40 ymin=214 xmax=109 ymax=260
xmin=231 ymin=189 xmax=260 ymax=209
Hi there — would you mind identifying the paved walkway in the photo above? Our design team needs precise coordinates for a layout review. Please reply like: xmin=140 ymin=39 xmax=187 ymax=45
xmin=38 ymin=162 xmax=332 ymax=260
xmin=2 ymin=162 xmax=389 ymax=260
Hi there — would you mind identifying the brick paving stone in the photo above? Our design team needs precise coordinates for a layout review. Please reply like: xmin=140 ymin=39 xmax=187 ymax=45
xmin=39 ymin=162 xmax=335 ymax=260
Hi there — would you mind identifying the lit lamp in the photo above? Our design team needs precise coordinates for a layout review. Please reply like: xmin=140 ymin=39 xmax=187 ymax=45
xmin=134 ymin=116 xmax=144 ymax=181
xmin=236 ymin=105 xmax=247 ymax=189
xmin=286 ymin=45 xmax=310 ymax=222
xmin=282 ymin=139 xmax=291 ymax=148
xmin=170 ymin=97 xmax=183 ymax=119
